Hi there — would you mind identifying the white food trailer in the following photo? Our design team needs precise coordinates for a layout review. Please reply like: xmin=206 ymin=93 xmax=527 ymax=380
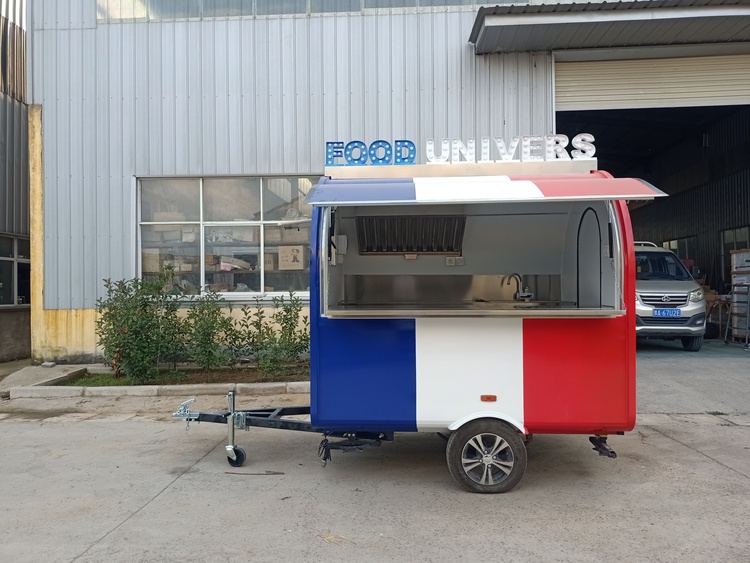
xmin=174 ymin=159 xmax=664 ymax=493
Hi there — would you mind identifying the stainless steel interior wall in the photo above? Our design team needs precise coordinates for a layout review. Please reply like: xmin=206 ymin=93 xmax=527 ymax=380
xmin=631 ymin=106 xmax=750 ymax=289
xmin=29 ymin=1 xmax=555 ymax=309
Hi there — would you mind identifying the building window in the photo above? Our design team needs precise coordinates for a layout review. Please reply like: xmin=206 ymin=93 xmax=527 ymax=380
xmin=96 ymin=0 xmax=478 ymax=21
xmin=0 ymin=14 xmax=26 ymax=102
xmin=0 ymin=235 xmax=31 ymax=306
xmin=721 ymin=226 xmax=750 ymax=286
xmin=139 ymin=177 xmax=314 ymax=298
xmin=663 ymin=236 xmax=698 ymax=277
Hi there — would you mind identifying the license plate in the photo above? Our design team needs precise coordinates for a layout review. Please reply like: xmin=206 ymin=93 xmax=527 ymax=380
xmin=653 ymin=308 xmax=681 ymax=317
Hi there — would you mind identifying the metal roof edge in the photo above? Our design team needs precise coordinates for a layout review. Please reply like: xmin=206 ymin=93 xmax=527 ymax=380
xmin=469 ymin=0 xmax=750 ymax=45
xmin=325 ymin=160 xmax=599 ymax=179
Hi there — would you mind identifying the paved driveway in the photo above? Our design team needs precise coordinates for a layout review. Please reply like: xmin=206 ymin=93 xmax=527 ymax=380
xmin=637 ymin=338 xmax=750 ymax=413
xmin=0 ymin=341 xmax=748 ymax=563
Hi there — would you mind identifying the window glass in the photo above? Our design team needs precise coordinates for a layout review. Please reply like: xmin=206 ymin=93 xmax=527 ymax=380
xmin=141 ymin=179 xmax=200 ymax=222
xmin=256 ymin=0 xmax=307 ymax=15
xmin=148 ymin=0 xmax=201 ymax=20
xmin=204 ymin=178 xmax=261 ymax=222
xmin=265 ymin=226 xmax=309 ymax=293
xmin=635 ymin=251 xmax=691 ymax=281
xmin=97 ymin=0 xmax=147 ymax=20
xmin=262 ymin=177 xmax=315 ymax=221
xmin=204 ymin=0 xmax=255 ymax=17
xmin=139 ymin=176 xmax=314 ymax=296
xmin=17 ymin=263 xmax=30 ymax=304
xmin=365 ymin=0 xmax=417 ymax=7
xmin=142 ymin=227 xmax=201 ymax=295
xmin=736 ymin=227 xmax=749 ymax=251
xmin=0 ymin=236 xmax=12 ymax=257
xmin=17 ymin=239 xmax=30 ymax=260
xmin=418 ymin=0 xmax=474 ymax=6
xmin=206 ymin=226 xmax=261 ymax=292
xmin=311 ymin=0 xmax=361 ymax=12
xmin=0 ymin=261 xmax=12 ymax=304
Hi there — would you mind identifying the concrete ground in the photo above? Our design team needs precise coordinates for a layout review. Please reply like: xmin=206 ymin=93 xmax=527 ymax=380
xmin=0 ymin=340 xmax=748 ymax=562
xmin=0 ymin=357 xmax=31 ymax=379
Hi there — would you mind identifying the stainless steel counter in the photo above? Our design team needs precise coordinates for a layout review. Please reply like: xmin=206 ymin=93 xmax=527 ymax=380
xmin=325 ymin=301 xmax=625 ymax=318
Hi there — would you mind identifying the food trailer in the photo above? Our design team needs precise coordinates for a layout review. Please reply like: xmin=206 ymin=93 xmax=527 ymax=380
xmin=173 ymin=159 xmax=665 ymax=493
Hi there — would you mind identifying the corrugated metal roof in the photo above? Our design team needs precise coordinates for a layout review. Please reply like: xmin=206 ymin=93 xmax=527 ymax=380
xmin=470 ymin=0 xmax=750 ymax=54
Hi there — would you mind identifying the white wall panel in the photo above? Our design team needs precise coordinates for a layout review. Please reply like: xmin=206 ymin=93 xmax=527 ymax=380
xmin=31 ymin=9 xmax=554 ymax=308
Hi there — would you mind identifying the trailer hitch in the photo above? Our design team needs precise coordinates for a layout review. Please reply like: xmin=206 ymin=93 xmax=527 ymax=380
xmin=172 ymin=398 xmax=200 ymax=430
xmin=318 ymin=433 xmax=384 ymax=467
xmin=589 ymin=435 xmax=617 ymax=458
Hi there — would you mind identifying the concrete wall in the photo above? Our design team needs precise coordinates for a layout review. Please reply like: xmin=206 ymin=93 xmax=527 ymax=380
xmin=0 ymin=309 xmax=31 ymax=361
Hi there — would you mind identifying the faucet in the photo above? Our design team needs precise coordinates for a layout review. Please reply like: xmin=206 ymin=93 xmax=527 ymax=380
xmin=505 ymin=273 xmax=523 ymax=299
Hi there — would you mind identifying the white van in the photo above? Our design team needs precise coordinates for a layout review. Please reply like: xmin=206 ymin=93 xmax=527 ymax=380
xmin=634 ymin=243 xmax=706 ymax=351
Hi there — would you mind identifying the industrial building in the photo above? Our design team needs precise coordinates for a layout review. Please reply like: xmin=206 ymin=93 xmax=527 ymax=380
xmin=21 ymin=0 xmax=750 ymax=361
xmin=0 ymin=0 xmax=29 ymax=361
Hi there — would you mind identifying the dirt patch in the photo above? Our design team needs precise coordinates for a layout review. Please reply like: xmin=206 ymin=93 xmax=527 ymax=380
xmin=63 ymin=363 xmax=310 ymax=386
xmin=157 ymin=366 xmax=310 ymax=385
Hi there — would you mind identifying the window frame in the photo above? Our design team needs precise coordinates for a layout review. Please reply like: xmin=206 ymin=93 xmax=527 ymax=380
xmin=720 ymin=226 xmax=750 ymax=286
xmin=137 ymin=176 xmax=313 ymax=302
xmin=0 ymin=235 xmax=31 ymax=308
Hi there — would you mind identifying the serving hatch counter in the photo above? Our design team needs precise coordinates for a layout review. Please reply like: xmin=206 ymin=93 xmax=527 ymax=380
xmin=307 ymin=167 xmax=663 ymax=321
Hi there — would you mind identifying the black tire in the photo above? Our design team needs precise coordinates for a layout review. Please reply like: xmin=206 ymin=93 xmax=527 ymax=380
xmin=704 ymin=322 xmax=720 ymax=340
xmin=446 ymin=419 xmax=527 ymax=494
xmin=227 ymin=447 xmax=246 ymax=467
xmin=681 ymin=335 xmax=703 ymax=352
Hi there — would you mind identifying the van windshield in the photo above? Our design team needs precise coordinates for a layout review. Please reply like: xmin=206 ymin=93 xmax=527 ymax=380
xmin=635 ymin=251 xmax=693 ymax=281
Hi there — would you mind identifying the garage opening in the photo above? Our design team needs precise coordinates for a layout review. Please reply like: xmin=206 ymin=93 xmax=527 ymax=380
xmin=556 ymin=105 xmax=750 ymax=291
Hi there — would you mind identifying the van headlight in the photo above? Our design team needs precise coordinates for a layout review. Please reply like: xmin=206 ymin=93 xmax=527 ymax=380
xmin=689 ymin=289 xmax=704 ymax=302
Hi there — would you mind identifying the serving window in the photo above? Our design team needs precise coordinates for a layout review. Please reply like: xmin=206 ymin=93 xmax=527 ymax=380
xmin=320 ymin=200 xmax=625 ymax=318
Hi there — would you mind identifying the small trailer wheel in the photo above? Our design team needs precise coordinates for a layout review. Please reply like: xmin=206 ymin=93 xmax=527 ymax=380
xmin=227 ymin=447 xmax=246 ymax=467
xmin=446 ymin=419 xmax=527 ymax=494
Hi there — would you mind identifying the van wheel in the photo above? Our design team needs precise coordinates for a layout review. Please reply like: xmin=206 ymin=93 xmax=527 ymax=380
xmin=681 ymin=335 xmax=703 ymax=351
xmin=446 ymin=419 xmax=527 ymax=493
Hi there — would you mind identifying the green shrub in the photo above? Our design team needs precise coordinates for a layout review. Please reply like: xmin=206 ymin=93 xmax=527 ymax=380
xmin=185 ymin=290 xmax=234 ymax=372
xmin=95 ymin=270 xmax=185 ymax=384
xmin=96 ymin=270 xmax=310 ymax=381
xmin=248 ymin=293 xmax=310 ymax=376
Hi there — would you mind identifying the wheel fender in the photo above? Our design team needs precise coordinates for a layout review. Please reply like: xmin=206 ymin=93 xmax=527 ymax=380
xmin=448 ymin=412 xmax=527 ymax=435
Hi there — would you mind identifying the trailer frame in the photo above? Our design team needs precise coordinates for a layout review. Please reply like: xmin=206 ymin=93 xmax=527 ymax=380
xmin=172 ymin=391 xmax=393 ymax=467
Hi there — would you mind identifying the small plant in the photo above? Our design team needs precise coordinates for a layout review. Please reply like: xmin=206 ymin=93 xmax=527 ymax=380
xmin=249 ymin=292 xmax=310 ymax=376
xmin=95 ymin=271 xmax=176 ymax=384
xmin=226 ymin=305 xmax=255 ymax=365
xmin=185 ymin=290 xmax=233 ymax=372
xmin=271 ymin=293 xmax=310 ymax=361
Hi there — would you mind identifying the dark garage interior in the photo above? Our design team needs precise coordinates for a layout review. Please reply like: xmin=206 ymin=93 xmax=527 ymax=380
xmin=557 ymin=105 xmax=750 ymax=291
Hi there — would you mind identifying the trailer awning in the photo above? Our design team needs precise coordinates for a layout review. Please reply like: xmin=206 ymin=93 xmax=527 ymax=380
xmin=305 ymin=173 xmax=666 ymax=206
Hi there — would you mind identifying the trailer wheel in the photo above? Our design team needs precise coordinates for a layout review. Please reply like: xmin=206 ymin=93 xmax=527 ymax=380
xmin=227 ymin=447 xmax=246 ymax=467
xmin=446 ymin=419 xmax=527 ymax=494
